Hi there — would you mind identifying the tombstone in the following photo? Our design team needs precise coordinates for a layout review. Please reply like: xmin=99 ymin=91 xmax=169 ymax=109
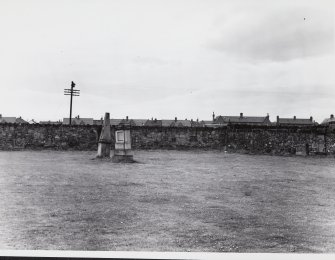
xmin=97 ymin=112 xmax=112 ymax=158
xmin=112 ymin=124 xmax=134 ymax=163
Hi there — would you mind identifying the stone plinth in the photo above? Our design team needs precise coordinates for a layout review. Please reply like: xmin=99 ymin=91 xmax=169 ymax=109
xmin=112 ymin=126 xmax=135 ymax=162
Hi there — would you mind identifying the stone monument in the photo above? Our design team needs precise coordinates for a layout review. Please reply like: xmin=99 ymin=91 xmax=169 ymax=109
xmin=112 ymin=122 xmax=134 ymax=163
xmin=97 ymin=112 xmax=112 ymax=158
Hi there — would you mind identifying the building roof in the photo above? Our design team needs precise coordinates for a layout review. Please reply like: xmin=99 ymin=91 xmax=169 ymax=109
xmin=93 ymin=119 xmax=103 ymax=125
xmin=29 ymin=119 xmax=39 ymax=124
xmin=0 ymin=116 xmax=28 ymax=124
xmin=190 ymin=120 xmax=203 ymax=127
xmin=215 ymin=114 xmax=270 ymax=124
xmin=321 ymin=115 xmax=335 ymax=125
xmin=161 ymin=119 xmax=175 ymax=127
xmin=277 ymin=117 xmax=314 ymax=125
xmin=110 ymin=119 xmax=122 ymax=126
xmin=145 ymin=119 xmax=162 ymax=127
xmin=131 ymin=119 xmax=148 ymax=126
xmin=63 ymin=118 xmax=94 ymax=125
xmin=39 ymin=120 xmax=62 ymax=125
xmin=119 ymin=118 xmax=148 ymax=126
xmin=175 ymin=120 xmax=192 ymax=127
xmin=0 ymin=117 xmax=17 ymax=123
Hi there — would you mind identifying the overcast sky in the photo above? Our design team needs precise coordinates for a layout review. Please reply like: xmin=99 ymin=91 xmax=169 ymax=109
xmin=0 ymin=0 xmax=334 ymax=122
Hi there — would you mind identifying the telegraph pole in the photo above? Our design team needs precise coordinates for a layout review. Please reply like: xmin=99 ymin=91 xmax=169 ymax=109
xmin=64 ymin=81 xmax=80 ymax=125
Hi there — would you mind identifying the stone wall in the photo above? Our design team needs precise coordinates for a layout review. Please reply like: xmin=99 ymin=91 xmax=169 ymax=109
xmin=1 ymin=123 xmax=335 ymax=156
xmin=0 ymin=124 xmax=100 ymax=150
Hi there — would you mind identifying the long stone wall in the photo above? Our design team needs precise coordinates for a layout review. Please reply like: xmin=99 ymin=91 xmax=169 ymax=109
xmin=0 ymin=123 xmax=335 ymax=156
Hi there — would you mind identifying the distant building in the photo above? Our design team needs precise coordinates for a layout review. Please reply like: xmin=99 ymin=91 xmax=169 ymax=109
xmin=161 ymin=117 xmax=192 ymax=127
xmin=63 ymin=115 xmax=94 ymax=125
xmin=145 ymin=118 xmax=162 ymax=127
xmin=39 ymin=120 xmax=62 ymax=125
xmin=94 ymin=117 xmax=148 ymax=127
xmin=213 ymin=113 xmax=271 ymax=126
xmin=0 ymin=114 xmax=28 ymax=124
xmin=29 ymin=119 xmax=39 ymax=124
xmin=190 ymin=119 xmax=203 ymax=127
xmin=119 ymin=116 xmax=147 ymax=126
xmin=321 ymin=114 xmax=335 ymax=128
xmin=276 ymin=116 xmax=316 ymax=126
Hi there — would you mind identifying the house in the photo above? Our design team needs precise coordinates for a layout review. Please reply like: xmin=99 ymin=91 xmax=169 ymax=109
xmin=96 ymin=117 xmax=147 ymax=127
xmin=162 ymin=117 xmax=192 ymax=127
xmin=276 ymin=116 xmax=316 ymax=126
xmin=144 ymin=118 xmax=162 ymax=127
xmin=199 ymin=120 xmax=218 ymax=127
xmin=29 ymin=119 xmax=39 ymax=124
xmin=63 ymin=115 xmax=94 ymax=125
xmin=93 ymin=118 xmax=104 ymax=125
xmin=321 ymin=114 xmax=335 ymax=128
xmin=110 ymin=119 xmax=122 ymax=126
xmin=190 ymin=119 xmax=203 ymax=127
xmin=0 ymin=114 xmax=28 ymax=124
xmin=213 ymin=113 xmax=271 ymax=126
xmin=119 ymin=116 xmax=147 ymax=126
xmin=39 ymin=120 xmax=62 ymax=125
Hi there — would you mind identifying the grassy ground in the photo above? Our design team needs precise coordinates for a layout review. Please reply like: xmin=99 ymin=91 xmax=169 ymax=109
xmin=0 ymin=150 xmax=335 ymax=252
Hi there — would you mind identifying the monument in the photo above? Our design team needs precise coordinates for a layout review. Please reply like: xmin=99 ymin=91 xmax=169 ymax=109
xmin=112 ymin=122 xmax=134 ymax=163
xmin=97 ymin=112 xmax=112 ymax=158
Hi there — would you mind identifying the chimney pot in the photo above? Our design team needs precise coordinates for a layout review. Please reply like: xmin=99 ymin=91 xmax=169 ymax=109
xmin=310 ymin=116 xmax=313 ymax=121
xmin=293 ymin=116 xmax=296 ymax=120
xmin=331 ymin=114 xmax=334 ymax=119
xmin=240 ymin=112 xmax=243 ymax=118
xmin=175 ymin=117 xmax=177 ymax=122
xmin=126 ymin=116 xmax=128 ymax=121
xmin=212 ymin=112 xmax=215 ymax=121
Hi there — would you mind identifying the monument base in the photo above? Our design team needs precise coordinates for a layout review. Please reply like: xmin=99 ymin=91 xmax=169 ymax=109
xmin=96 ymin=142 xmax=111 ymax=158
xmin=112 ymin=154 xmax=135 ymax=163
xmin=112 ymin=149 xmax=135 ymax=163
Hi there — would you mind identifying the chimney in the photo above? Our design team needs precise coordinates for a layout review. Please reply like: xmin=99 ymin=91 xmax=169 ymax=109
xmin=154 ymin=118 xmax=157 ymax=122
xmin=293 ymin=116 xmax=296 ymax=120
xmin=331 ymin=114 xmax=334 ymax=119
xmin=0 ymin=114 xmax=2 ymax=118
xmin=212 ymin=112 xmax=215 ymax=121
xmin=240 ymin=112 xmax=243 ymax=118
xmin=310 ymin=116 xmax=313 ymax=121
xmin=126 ymin=116 xmax=129 ymax=121
xmin=175 ymin=117 xmax=177 ymax=122
xmin=197 ymin=118 xmax=199 ymax=122
xmin=277 ymin=116 xmax=279 ymax=123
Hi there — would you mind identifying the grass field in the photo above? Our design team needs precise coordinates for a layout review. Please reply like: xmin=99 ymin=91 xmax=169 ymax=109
xmin=0 ymin=150 xmax=335 ymax=252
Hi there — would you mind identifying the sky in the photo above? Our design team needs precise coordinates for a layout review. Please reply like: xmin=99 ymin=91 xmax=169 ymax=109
xmin=0 ymin=0 xmax=334 ymax=123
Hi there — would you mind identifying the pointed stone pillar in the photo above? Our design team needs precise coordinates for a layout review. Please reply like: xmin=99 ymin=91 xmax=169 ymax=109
xmin=97 ymin=112 xmax=112 ymax=158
